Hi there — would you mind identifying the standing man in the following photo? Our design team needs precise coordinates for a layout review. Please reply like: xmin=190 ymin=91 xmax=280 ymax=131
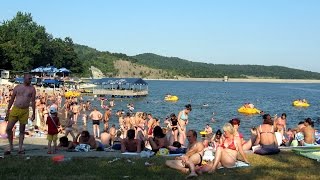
xmin=103 ymin=108 xmax=112 ymax=130
xmin=89 ymin=107 xmax=103 ymax=138
xmin=5 ymin=73 xmax=36 ymax=155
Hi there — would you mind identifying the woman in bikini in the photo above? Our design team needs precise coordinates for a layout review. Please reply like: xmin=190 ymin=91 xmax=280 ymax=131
xmin=197 ymin=123 xmax=249 ymax=174
xmin=229 ymin=118 xmax=256 ymax=151
xmin=254 ymin=114 xmax=280 ymax=155
xmin=178 ymin=104 xmax=192 ymax=146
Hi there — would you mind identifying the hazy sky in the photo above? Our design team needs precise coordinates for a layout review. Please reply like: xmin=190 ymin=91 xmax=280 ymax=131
xmin=1 ymin=1 xmax=319 ymax=72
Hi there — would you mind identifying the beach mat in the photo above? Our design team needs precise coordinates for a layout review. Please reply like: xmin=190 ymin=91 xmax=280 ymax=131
xmin=218 ymin=161 xmax=250 ymax=169
xmin=298 ymin=151 xmax=320 ymax=162
xmin=163 ymin=153 xmax=184 ymax=157
xmin=121 ymin=152 xmax=140 ymax=155
xmin=291 ymin=146 xmax=320 ymax=153
xmin=121 ymin=152 xmax=183 ymax=157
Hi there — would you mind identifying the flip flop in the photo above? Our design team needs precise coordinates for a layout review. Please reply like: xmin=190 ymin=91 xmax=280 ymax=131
xmin=4 ymin=151 xmax=11 ymax=155
xmin=18 ymin=150 xmax=25 ymax=155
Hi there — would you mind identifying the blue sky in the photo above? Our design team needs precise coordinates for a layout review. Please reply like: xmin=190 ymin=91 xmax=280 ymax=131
xmin=1 ymin=1 xmax=319 ymax=72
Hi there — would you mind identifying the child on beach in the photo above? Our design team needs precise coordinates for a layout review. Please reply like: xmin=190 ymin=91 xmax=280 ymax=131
xmin=46 ymin=106 xmax=61 ymax=154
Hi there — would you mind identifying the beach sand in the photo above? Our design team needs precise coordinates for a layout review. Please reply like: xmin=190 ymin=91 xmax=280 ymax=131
xmin=0 ymin=137 xmax=125 ymax=158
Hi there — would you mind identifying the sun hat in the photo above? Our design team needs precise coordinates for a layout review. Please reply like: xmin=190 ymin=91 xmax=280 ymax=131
xmin=50 ymin=106 xmax=57 ymax=114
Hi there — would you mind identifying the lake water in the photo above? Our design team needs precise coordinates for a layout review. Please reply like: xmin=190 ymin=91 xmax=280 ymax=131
xmin=84 ymin=80 xmax=320 ymax=139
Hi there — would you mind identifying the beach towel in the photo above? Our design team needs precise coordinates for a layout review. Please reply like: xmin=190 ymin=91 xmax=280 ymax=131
xmin=121 ymin=152 xmax=140 ymax=155
xmin=74 ymin=144 xmax=91 ymax=152
xmin=291 ymin=146 xmax=320 ymax=153
xmin=218 ymin=161 xmax=250 ymax=169
xmin=298 ymin=151 xmax=320 ymax=162
xmin=162 ymin=153 xmax=184 ymax=157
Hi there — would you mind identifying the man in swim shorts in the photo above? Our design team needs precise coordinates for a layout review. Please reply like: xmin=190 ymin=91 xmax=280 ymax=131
xmin=89 ymin=107 xmax=103 ymax=138
xmin=5 ymin=73 xmax=36 ymax=155
xmin=165 ymin=130 xmax=204 ymax=178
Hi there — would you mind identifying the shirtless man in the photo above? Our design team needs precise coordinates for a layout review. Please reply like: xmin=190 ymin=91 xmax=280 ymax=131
xmin=166 ymin=130 xmax=204 ymax=178
xmin=301 ymin=118 xmax=316 ymax=146
xmin=79 ymin=130 xmax=98 ymax=149
xmin=5 ymin=73 xmax=36 ymax=155
xmin=116 ymin=110 xmax=124 ymax=131
xmin=89 ymin=107 xmax=103 ymax=138
xmin=121 ymin=129 xmax=142 ymax=153
xmin=109 ymin=124 xmax=117 ymax=145
xmin=123 ymin=113 xmax=132 ymax=138
xmin=147 ymin=113 xmax=155 ymax=137
xmin=100 ymin=129 xmax=111 ymax=147
xmin=204 ymin=124 xmax=213 ymax=135
xmin=103 ymin=108 xmax=112 ymax=130
xmin=71 ymin=102 xmax=80 ymax=123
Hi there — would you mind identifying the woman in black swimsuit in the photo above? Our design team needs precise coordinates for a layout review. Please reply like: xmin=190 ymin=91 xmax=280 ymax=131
xmin=170 ymin=113 xmax=179 ymax=142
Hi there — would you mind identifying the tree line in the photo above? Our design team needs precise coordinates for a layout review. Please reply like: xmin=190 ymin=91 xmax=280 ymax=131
xmin=132 ymin=53 xmax=320 ymax=79
xmin=0 ymin=12 xmax=82 ymax=73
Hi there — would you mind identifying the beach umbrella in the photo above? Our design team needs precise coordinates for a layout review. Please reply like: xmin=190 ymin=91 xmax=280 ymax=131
xmin=58 ymin=68 xmax=70 ymax=73
xmin=43 ymin=66 xmax=59 ymax=73
xmin=31 ymin=66 xmax=44 ymax=73
xmin=58 ymin=67 xmax=70 ymax=77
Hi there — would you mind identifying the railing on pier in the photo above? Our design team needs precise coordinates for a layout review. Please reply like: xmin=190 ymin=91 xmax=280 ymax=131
xmin=92 ymin=89 xmax=148 ymax=96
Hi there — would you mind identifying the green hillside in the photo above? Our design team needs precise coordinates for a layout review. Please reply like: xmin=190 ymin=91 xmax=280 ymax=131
xmin=132 ymin=53 xmax=320 ymax=79
xmin=73 ymin=44 xmax=119 ymax=77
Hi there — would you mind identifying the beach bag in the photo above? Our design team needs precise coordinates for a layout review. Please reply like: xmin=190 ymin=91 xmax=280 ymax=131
xmin=156 ymin=148 xmax=169 ymax=156
xmin=295 ymin=132 xmax=304 ymax=141
xmin=291 ymin=139 xmax=298 ymax=147
xmin=75 ymin=144 xmax=91 ymax=152
xmin=254 ymin=147 xmax=280 ymax=155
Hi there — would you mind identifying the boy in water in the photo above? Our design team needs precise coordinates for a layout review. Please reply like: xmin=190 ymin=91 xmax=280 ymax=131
xmin=46 ymin=107 xmax=61 ymax=154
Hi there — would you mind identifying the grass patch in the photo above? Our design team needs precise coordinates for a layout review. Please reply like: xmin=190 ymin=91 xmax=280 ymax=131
xmin=0 ymin=151 xmax=319 ymax=180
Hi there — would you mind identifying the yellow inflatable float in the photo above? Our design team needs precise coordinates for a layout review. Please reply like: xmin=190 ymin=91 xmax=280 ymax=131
xmin=292 ymin=100 xmax=310 ymax=107
xmin=64 ymin=91 xmax=81 ymax=98
xmin=164 ymin=95 xmax=179 ymax=101
xmin=200 ymin=131 xmax=208 ymax=135
xmin=238 ymin=106 xmax=261 ymax=115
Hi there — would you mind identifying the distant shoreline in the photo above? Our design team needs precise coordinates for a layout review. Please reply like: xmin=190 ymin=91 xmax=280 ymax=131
xmin=144 ymin=78 xmax=320 ymax=83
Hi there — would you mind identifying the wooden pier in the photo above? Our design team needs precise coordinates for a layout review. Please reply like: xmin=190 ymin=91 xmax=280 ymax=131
xmin=92 ymin=89 xmax=148 ymax=97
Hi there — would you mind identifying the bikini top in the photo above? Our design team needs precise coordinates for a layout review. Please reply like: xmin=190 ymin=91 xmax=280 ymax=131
xmin=260 ymin=125 xmax=274 ymax=134
xmin=221 ymin=139 xmax=237 ymax=151
xmin=180 ymin=110 xmax=188 ymax=121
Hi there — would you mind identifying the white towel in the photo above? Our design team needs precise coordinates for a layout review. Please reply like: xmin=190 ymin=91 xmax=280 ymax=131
xmin=218 ymin=161 xmax=250 ymax=169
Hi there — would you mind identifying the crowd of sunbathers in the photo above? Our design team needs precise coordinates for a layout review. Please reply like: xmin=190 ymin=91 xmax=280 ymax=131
xmin=1 ymin=83 xmax=320 ymax=178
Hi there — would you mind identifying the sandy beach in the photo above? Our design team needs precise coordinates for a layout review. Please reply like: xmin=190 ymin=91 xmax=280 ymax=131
xmin=0 ymin=137 xmax=136 ymax=158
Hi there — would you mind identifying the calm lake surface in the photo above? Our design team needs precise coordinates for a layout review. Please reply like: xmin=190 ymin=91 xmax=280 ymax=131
xmin=85 ymin=80 xmax=320 ymax=139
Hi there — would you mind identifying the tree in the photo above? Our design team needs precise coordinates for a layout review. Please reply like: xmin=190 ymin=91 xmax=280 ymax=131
xmin=0 ymin=12 xmax=81 ymax=74
xmin=0 ymin=12 xmax=50 ymax=71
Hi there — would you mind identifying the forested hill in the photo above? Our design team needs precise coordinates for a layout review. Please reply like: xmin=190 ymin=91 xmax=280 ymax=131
xmin=132 ymin=53 xmax=320 ymax=79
